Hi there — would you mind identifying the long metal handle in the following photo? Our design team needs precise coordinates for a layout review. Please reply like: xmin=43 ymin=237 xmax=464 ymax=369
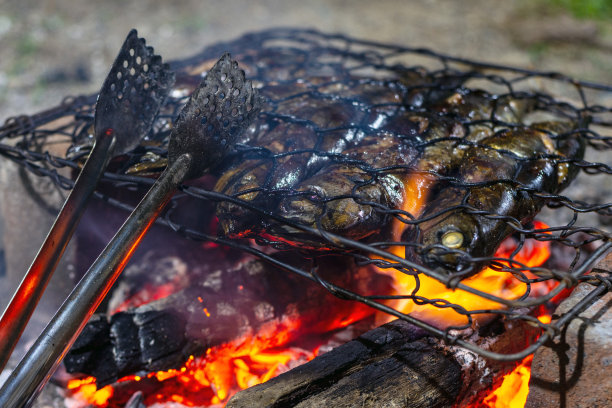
xmin=0 ymin=153 xmax=192 ymax=408
xmin=0 ymin=133 xmax=116 ymax=371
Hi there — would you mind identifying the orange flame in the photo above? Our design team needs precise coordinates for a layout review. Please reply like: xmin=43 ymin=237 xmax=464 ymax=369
xmin=69 ymin=172 xmax=555 ymax=408
xmin=377 ymin=231 xmax=551 ymax=327
xmin=378 ymin=173 xmax=556 ymax=408
xmin=473 ymin=355 xmax=534 ymax=408
xmin=68 ymin=316 xmax=322 ymax=407
xmin=377 ymin=172 xmax=552 ymax=328
xmin=468 ymin=311 xmax=552 ymax=408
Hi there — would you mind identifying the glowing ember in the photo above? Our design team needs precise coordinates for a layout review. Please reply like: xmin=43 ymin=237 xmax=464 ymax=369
xmin=67 ymin=377 xmax=113 ymax=406
xmin=68 ymin=316 xmax=323 ymax=407
xmin=112 ymin=282 xmax=179 ymax=313
xmin=68 ymin=173 xmax=557 ymax=407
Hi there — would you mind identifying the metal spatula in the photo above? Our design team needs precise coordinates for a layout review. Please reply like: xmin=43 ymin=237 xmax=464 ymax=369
xmin=0 ymin=29 xmax=174 ymax=372
xmin=0 ymin=52 xmax=261 ymax=408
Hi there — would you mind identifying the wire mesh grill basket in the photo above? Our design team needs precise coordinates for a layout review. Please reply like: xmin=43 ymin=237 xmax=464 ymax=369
xmin=1 ymin=28 xmax=610 ymax=361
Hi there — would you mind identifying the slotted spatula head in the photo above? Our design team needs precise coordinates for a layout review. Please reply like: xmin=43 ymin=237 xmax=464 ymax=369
xmin=168 ymin=53 xmax=262 ymax=180
xmin=94 ymin=29 xmax=175 ymax=155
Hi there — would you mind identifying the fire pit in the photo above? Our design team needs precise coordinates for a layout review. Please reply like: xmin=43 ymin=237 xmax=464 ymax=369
xmin=0 ymin=28 xmax=610 ymax=407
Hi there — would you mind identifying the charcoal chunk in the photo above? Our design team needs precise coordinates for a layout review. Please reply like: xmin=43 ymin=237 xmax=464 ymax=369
xmin=135 ymin=309 xmax=187 ymax=372
xmin=110 ymin=312 xmax=141 ymax=375
xmin=64 ymin=315 xmax=118 ymax=384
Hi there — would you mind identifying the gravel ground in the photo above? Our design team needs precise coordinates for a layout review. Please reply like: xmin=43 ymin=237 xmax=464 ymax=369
xmin=0 ymin=0 xmax=610 ymax=120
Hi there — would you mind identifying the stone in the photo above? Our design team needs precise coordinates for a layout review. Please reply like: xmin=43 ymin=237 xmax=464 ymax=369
xmin=526 ymin=252 xmax=612 ymax=408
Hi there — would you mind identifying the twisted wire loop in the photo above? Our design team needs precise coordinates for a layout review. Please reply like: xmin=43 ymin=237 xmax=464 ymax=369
xmin=2 ymin=28 xmax=611 ymax=360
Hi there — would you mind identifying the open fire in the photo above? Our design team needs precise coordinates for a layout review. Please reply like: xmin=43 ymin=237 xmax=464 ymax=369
xmin=68 ymin=319 xmax=317 ymax=407
xmin=67 ymin=217 xmax=556 ymax=407
xmin=1 ymin=28 xmax=609 ymax=408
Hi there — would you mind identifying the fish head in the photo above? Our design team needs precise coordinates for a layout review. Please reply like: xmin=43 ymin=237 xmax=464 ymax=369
xmin=404 ymin=206 xmax=485 ymax=277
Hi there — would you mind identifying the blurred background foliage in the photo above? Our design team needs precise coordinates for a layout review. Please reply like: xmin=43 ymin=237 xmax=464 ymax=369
xmin=0 ymin=0 xmax=609 ymax=121
xmin=552 ymin=0 xmax=612 ymax=19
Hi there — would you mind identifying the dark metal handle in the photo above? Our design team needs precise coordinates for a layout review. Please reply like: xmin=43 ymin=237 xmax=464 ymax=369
xmin=0 ymin=153 xmax=191 ymax=408
xmin=0 ymin=133 xmax=115 ymax=372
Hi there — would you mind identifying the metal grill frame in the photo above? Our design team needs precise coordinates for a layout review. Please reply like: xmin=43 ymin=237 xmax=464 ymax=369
xmin=1 ymin=28 xmax=611 ymax=361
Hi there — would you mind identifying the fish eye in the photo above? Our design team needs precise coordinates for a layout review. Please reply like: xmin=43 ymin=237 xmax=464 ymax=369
xmin=441 ymin=230 xmax=464 ymax=249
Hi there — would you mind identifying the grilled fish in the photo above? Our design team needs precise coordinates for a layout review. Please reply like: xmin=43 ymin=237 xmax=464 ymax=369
xmin=214 ymin=78 xmax=423 ymax=243
xmin=403 ymin=120 xmax=585 ymax=276
xmin=214 ymin=81 xmax=541 ymax=247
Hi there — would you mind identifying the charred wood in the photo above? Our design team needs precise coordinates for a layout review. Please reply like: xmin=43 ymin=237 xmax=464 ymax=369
xmin=227 ymin=319 xmax=460 ymax=408
xmin=64 ymin=249 xmax=393 ymax=386
xmin=228 ymin=317 xmax=541 ymax=408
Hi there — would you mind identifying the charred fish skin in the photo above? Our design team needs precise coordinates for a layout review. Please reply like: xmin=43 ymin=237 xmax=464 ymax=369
xmin=430 ymin=89 xmax=535 ymax=126
xmin=392 ymin=88 xmax=538 ymax=181
xmin=277 ymin=166 xmax=399 ymax=239
xmin=213 ymin=79 xmax=419 ymax=241
xmin=216 ymin=131 xmax=419 ymax=243
xmin=214 ymin=122 xmax=319 ymax=237
xmin=275 ymin=137 xmax=416 ymax=242
xmin=404 ymin=121 xmax=585 ymax=276
xmin=214 ymin=78 xmax=542 ymax=247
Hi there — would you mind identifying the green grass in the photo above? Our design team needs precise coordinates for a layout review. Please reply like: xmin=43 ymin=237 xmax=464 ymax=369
xmin=551 ymin=0 xmax=612 ymax=19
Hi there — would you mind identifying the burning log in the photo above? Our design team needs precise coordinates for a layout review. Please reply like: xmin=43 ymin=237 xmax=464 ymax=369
xmin=64 ymin=250 xmax=393 ymax=387
xmin=227 ymin=317 xmax=541 ymax=407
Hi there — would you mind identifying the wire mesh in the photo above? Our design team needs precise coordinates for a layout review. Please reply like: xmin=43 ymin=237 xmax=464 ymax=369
xmin=1 ymin=28 xmax=610 ymax=361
